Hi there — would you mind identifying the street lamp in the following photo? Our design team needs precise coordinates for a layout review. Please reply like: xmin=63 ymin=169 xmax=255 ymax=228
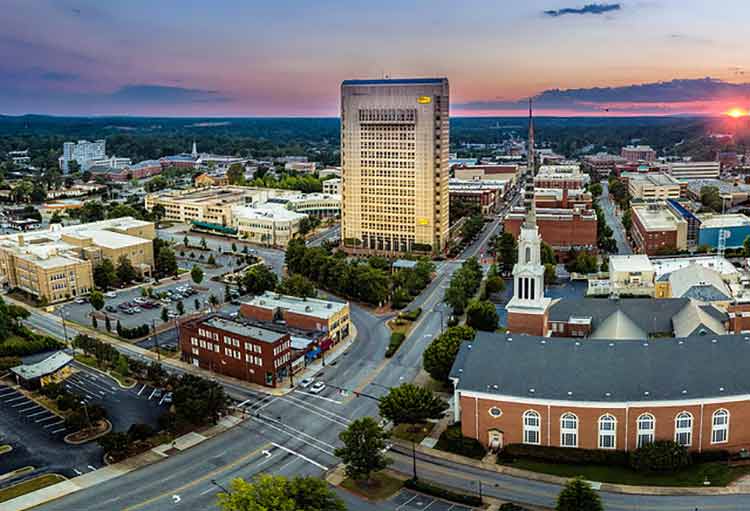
xmin=80 ymin=400 xmax=91 ymax=430
xmin=61 ymin=311 xmax=70 ymax=348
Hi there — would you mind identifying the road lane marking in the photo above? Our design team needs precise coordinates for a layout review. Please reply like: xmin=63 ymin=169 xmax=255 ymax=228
xmin=252 ymin=416 xmax=337 ymax=457
xmin=270 ymin=442 xmax=328 ymax=470
xmin=396 ymin=495 xmax=417 ymax=510
xmin=276 ymin=396 xmax=348 ymax=427
xmin=283 ymin=394 xmax=350 ymax=422
xmin=44 ymin=419 xmax=65 ymax=428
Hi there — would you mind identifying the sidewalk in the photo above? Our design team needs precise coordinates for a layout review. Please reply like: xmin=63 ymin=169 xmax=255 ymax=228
xmin=389 ymin=438 xmax=750 ymax=497
xmin=2 ymin=414 xmax=245 ymax=511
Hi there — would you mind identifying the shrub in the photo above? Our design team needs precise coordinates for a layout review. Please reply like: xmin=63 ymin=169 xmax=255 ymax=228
xmin=693 ymin=449 xmax=730 ymax=463
xmin=118 ymin=324 xmax=151 ymax=340
xmin=399 ymin=308 xmax=422 ymax=321
xmin=435 ymin=423 xmax=486 ymax=460
xmin=499 ymin=504 xmax=530 ymax=511
xmin=629 ymin=440 xmax=691 ymax=473
xmin=499 ymin=443 xmax=629 ymax=467
xmin=385 ymin=333 xmax=406 ymax=358
xmin=404 ymin=478 xmax=481 ymax=507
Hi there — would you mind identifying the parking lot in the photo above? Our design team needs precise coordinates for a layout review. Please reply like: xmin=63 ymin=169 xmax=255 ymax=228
xmin=388 ymin=489 xmax=477 ymax=511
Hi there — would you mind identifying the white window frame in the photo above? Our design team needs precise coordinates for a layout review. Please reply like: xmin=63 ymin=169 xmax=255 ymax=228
xmin=674 ymin=411 xmax=693 ymax=447
xmin=711 ymin=409 xmax=729 ymax=444
xmin=488 ymin=407 xmax=502 ymax=418
xmin=636 ymin=413 xmax=655 ymax=448
xmin=523 ymin=410 xmax=541 ymax=445
xmin=560 ymin=412 xmax=578 ymax=448
xmin=598 ymin=414 xmax=617 ymax=450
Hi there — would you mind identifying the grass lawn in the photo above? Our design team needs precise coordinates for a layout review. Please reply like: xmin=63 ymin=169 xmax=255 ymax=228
xmin=340 ymin=472 xmax=403 ymax=500
xmin=74 ymin=355 xmax=136 ymax=387
xmin=387 ymin=318 xmax=414 ymax=335
xmin=0 ymin=474 xmax=65 ymax=503
xmin=391 ymin=422 xmax=434 ymax=444
xmin=502 ymin=459 xmax=750 ymax=487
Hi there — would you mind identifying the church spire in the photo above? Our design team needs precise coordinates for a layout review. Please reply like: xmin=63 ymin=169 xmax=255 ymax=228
xmin=191 ymin=140 xmax=198 ymax=158
xmin=524 ymin=98 xmax=537 ymax=228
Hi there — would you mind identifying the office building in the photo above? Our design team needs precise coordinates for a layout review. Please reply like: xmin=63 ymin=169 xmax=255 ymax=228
xmin=667 ymin=161 xmax=721 ymax=180
xmin=0 ymin=217 xmax=155 ymax=303
xmin=284 ymin=161 xmax=317 ymax=173
xmin=627 ymin=173 xmax=682 ymax=201
xmin=232 ymin=204 xmax=306 ymax=248
xmin=8 ymin=150 xmax=31 ymax=167
xmin=240 ymin=291 xmax=351 ymax=345
xmin=621 ymin=144 xmax=657 ymax=161
xmin=698 ymin=214 xmax=750 ymax=249
xmin=631 ymin=203 xmax=688 ymax=254
xmin=322 ymin=178 xmax=341 ymax=195
xmin=533 ymin=165 xmax=590 ymax=190
xmin=449 ymin=181 xmax=503 ymax=215
xmin=533 ymin=188 xmax=592 ymax=210
xmin=452 ymin=164 xmax=518 ymax=183
xmin=340 ymin=78 xmax=449 ymax=254
xmin=180 ymin=314 xmax=293 ymax=388
xmin=59 ymin=140 xmax=106 ymax=172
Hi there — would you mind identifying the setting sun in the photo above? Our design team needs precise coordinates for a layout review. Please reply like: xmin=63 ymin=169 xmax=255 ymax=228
xmin=727 ymin=107 xmax=748 ymax=118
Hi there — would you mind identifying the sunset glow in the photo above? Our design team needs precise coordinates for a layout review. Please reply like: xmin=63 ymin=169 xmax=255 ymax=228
xmin=727 ymin=108 xmax=748 ymax=118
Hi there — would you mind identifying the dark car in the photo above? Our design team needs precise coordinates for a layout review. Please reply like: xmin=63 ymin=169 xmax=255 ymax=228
xmin=105 ymin=305 xmax=117 ymax=313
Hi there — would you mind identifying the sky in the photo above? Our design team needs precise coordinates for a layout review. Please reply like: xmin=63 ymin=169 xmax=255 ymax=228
xmin=3 ymin=0 xmax=750 ymax=117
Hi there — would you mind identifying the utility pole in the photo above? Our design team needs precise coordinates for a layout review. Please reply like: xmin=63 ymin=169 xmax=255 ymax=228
xmin=61 ymin=312 xmax=69 ymax=347
xmin=152 ymin=319 xmax=160 ymax=362
xmin=81 ymin=400 xmax=91 ymax=430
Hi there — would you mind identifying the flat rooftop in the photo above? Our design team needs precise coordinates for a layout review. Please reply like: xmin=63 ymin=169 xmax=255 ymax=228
xmin=651 ymin=255 xmax=738 ymax=278
xmin=699 ymin=214 xmax=750 ymax=229
xmin=203 ymin=317 xmax=287 ymax=344
xmin=232 ymin=204 xmax=306 ymax=222
xmin=631 ymin=173 xmax=680 ymax=186
xmin=342 ymin=78 xmax=446 ymax=86
xmin=246 ymin=291 xmax=347 ymax=320
xmin=609 ymin=254 xmax=654 ymax=274
xmin=632 ymin=205 xmax=684 ymax=231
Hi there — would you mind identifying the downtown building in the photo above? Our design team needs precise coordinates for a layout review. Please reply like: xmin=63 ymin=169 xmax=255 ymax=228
xmin=340 ymin=78 xmax=449 ymax=255
xmin=58 ymin=140 xmax=107 ymax=172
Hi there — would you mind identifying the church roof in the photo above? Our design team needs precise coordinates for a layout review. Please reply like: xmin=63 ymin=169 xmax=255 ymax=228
xmin=590 ymin=310 xmax=647 ymax=340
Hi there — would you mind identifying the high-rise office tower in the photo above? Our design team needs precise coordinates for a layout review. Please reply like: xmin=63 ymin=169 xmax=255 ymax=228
xmin=340 ymin=78 xmax=449 ymax=255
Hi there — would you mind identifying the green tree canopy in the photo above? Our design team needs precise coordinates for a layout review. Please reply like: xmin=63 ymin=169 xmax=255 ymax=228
xmin=423 ymin=325 xmax=475 ymax=382
xmin=378 ymin=383 xmax=448 ymax=426
xmin=334 ymin=417 xmax=391 ymax=483
xmin=116 ymin=255 xmax=138 ymax=284
xmin=556 ymin=477 xmax=603 ymax=511
xmin=241 ymin=264 xmax=278 ymax=295
xmin=93 ymin=259 xmax=117 ymax=290
xmin=276 ymin=274 xmax=316 ymax=298
xmin=89 ymin=290 xmax=105 ymax=311
xmin=217 ymin=474 xmax=345 ymax=511
xmin=191 ymin=265 xmax=204 ymax=285
xmin=465 ymin=299 xmax=499 ymax=331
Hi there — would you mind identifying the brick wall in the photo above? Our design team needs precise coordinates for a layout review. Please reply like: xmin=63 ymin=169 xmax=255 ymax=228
xmin=504 ymin=214 xmax=597 ymax=250
xmin=507 ymin=311 xmax=548 ymax=336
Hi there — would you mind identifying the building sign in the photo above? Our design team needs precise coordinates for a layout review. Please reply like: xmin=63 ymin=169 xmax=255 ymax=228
xmin=417 ymin=218 xmax=430 ymax=226
xmin=417 ymin=96 xmax=432 ymax=104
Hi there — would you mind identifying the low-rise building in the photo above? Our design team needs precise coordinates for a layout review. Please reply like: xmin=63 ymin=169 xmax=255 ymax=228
xmin=533 ymin=165 xmax=589 ymax=190
xmin=503 ymin=207 xmax=597 ymax=252
xmin=240 ymin=291 xmax=350 ymax=345
xmin=232 ymin=204 xmax=306 ymax=247
xmin=581 ymin=152 xmax=627 ymax=176
xmin=685 ymin=179 xmax=750 ymax=208
xmin=667 ymin=161 xmax=721 ymax=180
xmin=284 ymin=161 xmax=317 ymax=173
xmin=621 ymin=144 xmax=657 ymax=161
xmin=322 ymin=178 xmax=341 ymax=195
xmin=107 ymin=160 xmax=162 ymax=182
xmin=0 ymin=217 xmax=155 ymax=303
xmin=533 ymin=188 xmax=592 ymax=210
xmin=453 ymin=164 xmax=518 ymax=184
xmin=666 ymin=199 xmax=701 ymax=244
xmin=180 ymin=314 xmax=294 ymax=388
xmin=698 ymin=214 xmax=750 ymax=249
xmin=90 ymin=156 xmax=131 ymax=170
xmin=194 ymin=172 xmax=229 ymax=187
xmin=608 ymin=254 xmax=655 ymax=296
xmin=282 ymin=193 xmax=341 ymax=218
xmin=631 ymin=203 xmax=688 ymax=255
xmin=449 ymin=181 xmax=504 ymax=215
xmin=627 ymin=173 xmax=682 ymax=201
xmin=160 ymin=154 xmax=197 ymax=169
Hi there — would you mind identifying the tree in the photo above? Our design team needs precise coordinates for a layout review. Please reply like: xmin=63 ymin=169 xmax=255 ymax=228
xmin=378 ymin=383 xmax=448 ymax=426
xmin=589 ymin=183 xmax=603 ymax=197
xmin=105 ymin=315 xmax=111 ymax=332
xmin=92 ymin=316 xmax=98 ymax=329
xmin=201 ymin=238 xmax=208 ymax=250
xmin=50 ymin=211 xmax=64 ymax=224
xmin=556 ymin=477 xmax=603 ymax=511
xmin=544 ymin=263 xmax=557 ymax=285
xmin=622 ymin=209 xmax=633 ymax=231
xmin=217 ymin=475 xmax=345 ymax=511
xmin=241 ymin=264 xmax=278 ymax=295
xmin=541 ymin=241 xmax=556 ymax=265
xmin=465 ymin=299 xmax=499 ymax=331
xmin=700 ymin=186 xmax=722 ymax=212
xmin=183 ymin=235 xmax=189 ymax=247
xmin=98 ymin=432 xmax=129 ymax=459
xmin=744 ymin=235 xmax=750 ymax=257
xmin=154 ymin=239 xmax=177 ymax=277
xmin=68 ymin=160 xmax=81 ymax=174
xmin=485 ymin=275 xmax=506 ymax=295
xmin=161 ymin=307 xmax=169 ymax=323
xmin=78 ymin=201 xmax=106 ymax=223
xmin=93 ymin=259 xmax=117 ymax=290
xmin=107 ymin=204 xmax=141 ymax=219
xmin=334 ymin=417 xmax=391 ymax=483
xmin=231 ymin=242 xmax=238 ymax=253
xmin=496 ymin=232 xmax=518 ymax=274
xmin=209 ymin=294 xmax=219 ymax=308
xmin=276 ymin=274 xmax=316 ymax=298
xmin=151 ymin=204 xmax=166 ymax=225
xmin=116 ymin=256 xmax=138 ymax=285
xmin=423 ymin=325 xmax=475 ymax=382
xmin=226 ymin=163 xmax=245 ymax=186
xmin=191 ymin=265 xmax=204 ymax=285
xmin=630 ymin=440 xmax=690 ymax=473
xmin=176 ymin=300 xmax=184 ymax=315
xmin=89 ymin=290 xmax=104 ymax=311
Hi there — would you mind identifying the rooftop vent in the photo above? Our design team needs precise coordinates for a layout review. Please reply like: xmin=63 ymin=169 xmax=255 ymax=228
xmin=540 ymin=340 xmax=546 ymax=345
xmin=605 ymin=392 xmax=612 ymax=397
xmin=529 ymin=388 xmax=535 ymax=393
xmin=712 ymin=338 xmax=718 ymax=344
xmin=681 ymin=389 xmax=688 ymax=394
xmin=719 ymin=386 xmax=725 ymax=392
xmin=567 ymin=391 xmax=573 ymax=396
xmin=644 ymin=391 xmax=650 ymax=396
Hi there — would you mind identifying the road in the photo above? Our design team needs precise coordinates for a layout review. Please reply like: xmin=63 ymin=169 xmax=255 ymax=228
xmin=599 ymin=181 xmax=632 ymax=255
xmin=28 ymin=196 xmax=750 ymax=511
xmin=307 ymin=224 xmax=341 ymax=247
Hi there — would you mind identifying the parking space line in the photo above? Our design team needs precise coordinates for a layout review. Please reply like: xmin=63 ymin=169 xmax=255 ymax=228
xmin=37 ymin=415 xmax=58 ymax=423
xmin=0 ymin=389 xmax=16 ymax=397
xmin=73 ymin=469 xmax=82 ymax=476
xmin=73 ymin=374 xmax=116 ymax=393
xmin=87 ymin=465 xmax=97 ymax=471
xmin=423 ymin=500 xmax=436 ymax=510
xmin=44 ymin=420 xmax=65 ymax=428
xmin=137 ymin=384 xmax=146 ymax=396
xmin=12 ymin=400 xmax=33 ymax=408
xmin=28 ymin=409 xmax=47 ymax=417
xmin=19 ymin=405 xmax=41 ymax=412
xmin=5 ymin=395 xmax=26 ymax=403
xmin=51 ymin=428 xmax=66 ymax=434
xmin=396 ymin=495 xmax=417 ymax=510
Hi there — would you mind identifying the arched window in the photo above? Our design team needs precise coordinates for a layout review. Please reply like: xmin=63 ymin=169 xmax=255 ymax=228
xmin=711 ymin=409 xmax=729 ymax=444
xmin=598 ymin=414 xmax=617 ymax=449
xmin=560 ymin=413 xmax=578 ymax=448
xmin=523 ymin=410 xmax=541 ymax=445
xmin=675 ymin=412 xmax=693 ymax=447
xmin=636 ymin=413 xmax=655 ymax=448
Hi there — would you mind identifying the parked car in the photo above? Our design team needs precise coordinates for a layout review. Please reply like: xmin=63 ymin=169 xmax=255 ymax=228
xmin=104 ymin=291 xmax=117 ymax=298
xmin=309 ymin=381 xmax=326 ymax=394
xmin=298 ymin=378 xmax=313 ymax=388
xmin=161 ymin=392 xmax=173 ymax=405
xmin=152 ymin=388 xmax=164 ymax=399
xmin=74 ymin=298 xmax=86 ymax=304
xmin=161 ymin=298 xmax=171 ymax=304
xmin=133 ymin=307 xmax=142 ymax=313
xmin=105 ymin=305 xmax=117 ymax=313
xmin=118 ymin=303 xmax=130 ymax=310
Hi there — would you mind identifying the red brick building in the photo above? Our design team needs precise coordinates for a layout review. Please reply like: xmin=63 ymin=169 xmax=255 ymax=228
xmin=450 ymin=331 xmax=750 ymax=454
xmin=449 ymin=187 xmax=499 ymax=215
xmin=533 ymin=188 xmax=592 ymax=210
xmin=108 ymin=160 xmax=162 ymax=182
xmin=630 ymin=204 xmax=688 ymax=255
xmin=180 ymin=315 xmax=293 ymax=388
xmin=503 ymin=207 xmax=597 ymax=251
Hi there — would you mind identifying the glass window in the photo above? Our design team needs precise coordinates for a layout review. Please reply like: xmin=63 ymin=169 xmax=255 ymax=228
xmin=598 ymin=414 xmax=616 ymax=449
xmin=489 ymin=407 xmax=502 ymax=418
xmin=523 ymin=410 xmax=541 ymax=445
xmin=636 ymin=413 xmax=655 ymax=448
xmin=711 ymin=409 xmax=729 ymax=444
xmin=560 ymin=413 xmax=578 ymax=448
xmin=675 ymin=412 xmax=693 ymax=447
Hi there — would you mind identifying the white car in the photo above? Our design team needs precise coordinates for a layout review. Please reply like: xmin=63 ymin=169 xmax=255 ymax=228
xmin=298 ymin=378 xmax=313 ymax=388
xmin=104 ymin=291 xmax=117 ymax=298
xmin=309 ymin=381 xmax=326 ymax=394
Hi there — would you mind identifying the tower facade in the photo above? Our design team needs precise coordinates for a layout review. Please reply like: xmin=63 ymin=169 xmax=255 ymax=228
xmin=340 ymin=78 xmax=450 ymax=255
